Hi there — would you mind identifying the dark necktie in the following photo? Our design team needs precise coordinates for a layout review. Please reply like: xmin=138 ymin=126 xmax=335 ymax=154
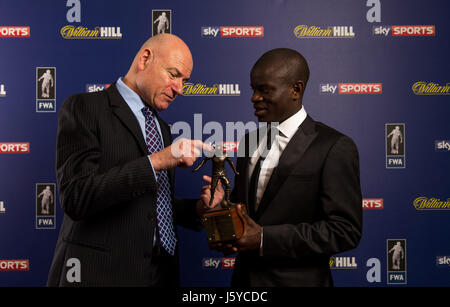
xmin=142 ymin=107 xmax=176 ymax=256
xmin=248 ymin=126 xmax=277 ymax=213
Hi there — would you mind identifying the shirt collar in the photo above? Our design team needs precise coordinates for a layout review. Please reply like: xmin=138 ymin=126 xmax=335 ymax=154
xmin=115 ymin=77 xmax=147 ymax=114
xmin=276 ymin=106 xmax=307 ymax=139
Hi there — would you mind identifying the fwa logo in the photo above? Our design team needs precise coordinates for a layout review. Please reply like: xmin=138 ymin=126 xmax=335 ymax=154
xmin=36 ymin=183 xmax=56 ymax=229
xmin=385 ymin=124 xmax=405 ymax=168
xmin=387 ymin=239 xmax=407 ymax=284
xmin=152 ymin=10 xmax=171 ymax=36
xmin=36 ymin=67 xmax=56 ymax=112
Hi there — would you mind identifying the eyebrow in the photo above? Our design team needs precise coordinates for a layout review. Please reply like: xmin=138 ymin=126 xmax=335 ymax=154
xmin=167 ymin=67 xmax=190 ymax=81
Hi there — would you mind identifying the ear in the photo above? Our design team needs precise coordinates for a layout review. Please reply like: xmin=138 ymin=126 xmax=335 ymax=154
xmin=137 ymin=48 xmax=154 ymax=71
xmin=292 ymin=80 xmax=305 ymax=99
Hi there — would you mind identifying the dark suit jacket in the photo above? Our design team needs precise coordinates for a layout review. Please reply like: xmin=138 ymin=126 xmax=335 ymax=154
xmin=230 ymin=116 xmax=362 ymax=287
xmin=47 ymin=83 xmax=201 ymax=286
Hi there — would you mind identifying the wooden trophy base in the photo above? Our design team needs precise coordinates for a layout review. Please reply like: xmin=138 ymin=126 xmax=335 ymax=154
xmin=202 ymin=201 xmax=246 ymax=244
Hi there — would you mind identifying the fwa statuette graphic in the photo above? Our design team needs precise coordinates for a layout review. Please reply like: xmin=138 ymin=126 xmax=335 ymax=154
xmin=36 ymin=67 xmax=56 ymax=112
xmin=385 ymin=123 xmax=405 ymax=168
xmin=36 ymin=183 xmax=56 ymax=229
xmin=152 ymin=10 xmax=171 ymax=36
xmin=387 ymin=239 xmax=407 ymax=284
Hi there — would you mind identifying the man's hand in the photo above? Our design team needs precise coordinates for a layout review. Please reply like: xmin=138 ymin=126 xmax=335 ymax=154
xmin=196 ymin=175 xmax=225 ymax=216
xmin=208 ymin=205 xmax=262 ymax=254
xmin=235 ymin=205 xmax=262 ymax=252
xmin=150 ymin=138 xmax=213 ymax=171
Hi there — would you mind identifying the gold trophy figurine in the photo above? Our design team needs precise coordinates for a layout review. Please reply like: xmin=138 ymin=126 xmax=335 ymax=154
xmin=193 ymin=144 xmax=247 ymax=244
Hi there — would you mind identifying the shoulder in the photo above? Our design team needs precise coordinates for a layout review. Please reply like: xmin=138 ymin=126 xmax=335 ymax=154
xmin=311 ymin=120 xmax=359 ymax=155
xmin=60 ymin=90 xmax=111 ymax=119
xmin=62 ymin=90 xmax=109 ymax=110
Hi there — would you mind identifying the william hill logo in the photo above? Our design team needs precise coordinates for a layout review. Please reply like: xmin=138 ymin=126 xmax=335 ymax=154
xmin=60 ymin=26 xmax=122 ymax=39
xmin=413 ymin=197 xmax=450 ymax=210
xmin=182 ymin=83 xmax=240 ymax=96
xmin=329 ymin=256 xmax=357 ymax=269
xmin=412 ymin=82 xmax=450 ymax=95
xmin=294 ymin=25 xmax=355 ymax=38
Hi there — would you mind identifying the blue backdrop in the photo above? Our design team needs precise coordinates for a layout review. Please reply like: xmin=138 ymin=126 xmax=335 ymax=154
xmin=0 ymin=0 xmax=449 ymax=286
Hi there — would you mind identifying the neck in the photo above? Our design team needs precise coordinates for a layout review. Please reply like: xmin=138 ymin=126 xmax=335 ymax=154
xmin=122 ymin=75 xmax=139 ymax=94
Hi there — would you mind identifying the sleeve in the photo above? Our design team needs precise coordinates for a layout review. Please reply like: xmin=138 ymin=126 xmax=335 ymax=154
xmin=56 ymin=95 xmax=158 ymax=221
xmin=262 ymin=136 xmax=363 ymax=259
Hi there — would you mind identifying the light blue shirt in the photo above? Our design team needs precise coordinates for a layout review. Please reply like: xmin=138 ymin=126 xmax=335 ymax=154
xmin=115 ymin=77 xmax=163 ymax=178
xmin=116 ymin=77 xmax=166 ymax=247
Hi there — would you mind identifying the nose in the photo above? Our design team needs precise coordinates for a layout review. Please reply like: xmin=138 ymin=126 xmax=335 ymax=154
xmin=251 ymin=91 xmax=263 ymax=103
xmin=172 ymin=79 xmax=184 ymax=96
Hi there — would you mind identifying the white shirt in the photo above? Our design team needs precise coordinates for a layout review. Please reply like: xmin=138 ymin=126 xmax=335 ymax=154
xmin=248 ymin=107 xmax=308 ymax=210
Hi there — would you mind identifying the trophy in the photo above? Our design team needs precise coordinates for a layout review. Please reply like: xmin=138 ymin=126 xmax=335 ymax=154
xmin=193 ymin=144 xmax=246 ymax=244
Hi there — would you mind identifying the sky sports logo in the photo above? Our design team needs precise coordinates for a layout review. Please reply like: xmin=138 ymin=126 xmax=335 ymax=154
xmin=320 ymin=83 xmax=382 ymax=94
xmin=86 ymin=84 xmax=111 ymax=92
xmin=373 ymin=25 xmax=435 ymax=37
xmin=435 ymin=140 xmax=450 ymax=152
xmin=0 ymin=260 xmax=29 ymax=271
xmin=436 ymin=256 xmax=450 ymax=267
xmin=0 ymin=26 xmax=30 ymax=37
xmin=222 ymin=142 xmax=239 ymax=152
xmin=201 ymin=26 xmax=264 ymax=38
xmin=202 ymin=257 xmax=235 ymax=269
xmin=0 ymin=143 xmax=30 ymax=153
xmin=363 ymin=198 xmax=383 ymax=209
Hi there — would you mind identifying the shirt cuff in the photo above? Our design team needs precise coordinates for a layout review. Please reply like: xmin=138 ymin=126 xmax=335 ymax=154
xmin=147 ymin=155 xmax=158 ymax=180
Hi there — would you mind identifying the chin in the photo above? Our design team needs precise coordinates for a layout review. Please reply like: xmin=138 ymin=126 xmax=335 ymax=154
xmin=257 ymin=116 xmax=268 ymax=122
xmin=154 ymin=101 xmax=170 ymax=111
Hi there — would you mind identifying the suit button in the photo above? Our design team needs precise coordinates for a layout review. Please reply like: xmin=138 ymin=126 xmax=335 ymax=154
xmin=147 ymin=214 xmax=153 ymax=221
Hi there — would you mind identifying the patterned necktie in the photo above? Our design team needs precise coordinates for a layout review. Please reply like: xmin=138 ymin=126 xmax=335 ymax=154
xmin=142 ymin=107 xmax=176 ymax=255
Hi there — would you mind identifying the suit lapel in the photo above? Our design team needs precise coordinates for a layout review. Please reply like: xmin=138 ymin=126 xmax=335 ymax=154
xmin=107 ymin=83 xmax=175 ymax=189
xmin=254 ymin=116 xmax=318 ymax=220
xmin=107 ymin=83 xmax=148 ymax=155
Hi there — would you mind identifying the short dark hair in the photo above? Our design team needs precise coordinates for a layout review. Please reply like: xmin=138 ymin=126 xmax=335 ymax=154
xmin=254 ymin=48 xmax=310 ymax=89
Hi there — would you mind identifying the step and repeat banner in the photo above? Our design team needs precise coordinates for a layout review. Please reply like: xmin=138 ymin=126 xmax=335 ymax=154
xmin=0 ymin=0 xmax=449 ymax=287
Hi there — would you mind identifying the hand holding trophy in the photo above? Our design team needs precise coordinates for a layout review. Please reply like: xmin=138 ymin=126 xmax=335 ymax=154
xmin=193 ymin=144 xmax=247 ymax=245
